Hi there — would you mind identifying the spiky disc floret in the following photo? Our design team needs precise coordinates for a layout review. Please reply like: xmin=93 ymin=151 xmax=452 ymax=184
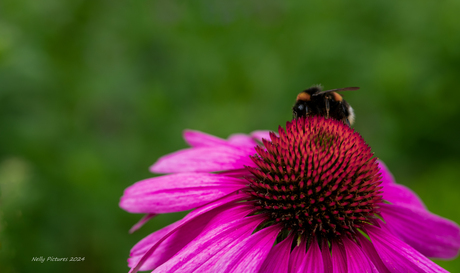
xmin=246 ymin=116 xmax=383 ymax=239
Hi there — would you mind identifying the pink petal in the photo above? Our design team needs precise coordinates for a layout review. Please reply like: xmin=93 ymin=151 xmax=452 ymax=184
xmin=227 ymin=133 xmax=258 ymax=148
xmin=183 ymin=130 xmax=258 ymax=150
xmin=377 ymin=160 xmax=396 ymax=185
xmin=342 ymin=237 xmax=378 ymax=273
xmin=378 ymin=160 xmax=428 ymax=213
xmin=331 ymin=240 xmax=347 ymax=273
xmin=129 ymin=213 xmax=157 ymax=234
xmin=356 ymin=234 xmax=391 ymax=273
xmin=322 ymin=239 xmax=333 ymax=273
xmin=365 ymin=225 xmax=449 ymax=273
xmin=382 ymin=183 xmax=426 ymax=210
xmin=153 ymin=205 xmax=262 ymax=273
xmin=250 ymin=130 xmax=273 ymax=143
xmin=378 ymin=160 xmax=427 ymax=210
xmin=288 ymin=237 xmax=307 ymax=273
xmin=380 ymin=203 xmax=460 ymax=259
xmin=128 ymin=192 xmax=247 ymax=273
xmin=303 ymin=236 xmax=324 ymax=273
xmin=210 ymin=224 xmax=282 ymax=272
xmin=123 ymin=173 xmax=245 ymax=196
xmin=183 ymin=130 xmax=229 ymax=147
xmin=150 ymin=146 xmax=256 ymax=174
xmin=260 ymin=234 xmax=293 ymax=273
xmin=120 ymin=173 xmax=247 ymax=213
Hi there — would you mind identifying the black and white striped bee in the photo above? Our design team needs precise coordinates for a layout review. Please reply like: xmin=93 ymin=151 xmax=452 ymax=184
xmin=292 ymin=86 xmax=359 ymax=126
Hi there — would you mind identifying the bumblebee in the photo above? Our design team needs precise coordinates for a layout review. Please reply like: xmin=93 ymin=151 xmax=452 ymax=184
xmin=292 ymin=85 xmax=359 ymax=126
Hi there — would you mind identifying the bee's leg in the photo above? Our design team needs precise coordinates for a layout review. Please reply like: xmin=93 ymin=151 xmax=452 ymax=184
xmin=325 ymin=97 xmax=330 ymax=118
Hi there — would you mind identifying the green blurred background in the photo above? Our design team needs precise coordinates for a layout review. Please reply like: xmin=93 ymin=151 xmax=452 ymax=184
xmin=1 ymin=1 xmax=460 ymax=272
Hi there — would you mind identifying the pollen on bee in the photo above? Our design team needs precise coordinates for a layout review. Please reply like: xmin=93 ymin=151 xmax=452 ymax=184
xmin=296 ymin=92 xmax=311 ymax=102
xmin=331 ymin=92 xmax=343 ymax=102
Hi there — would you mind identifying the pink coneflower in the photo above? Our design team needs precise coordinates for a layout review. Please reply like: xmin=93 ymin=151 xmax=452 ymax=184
xmin=120 ymin=116 xmax=460 ymax=272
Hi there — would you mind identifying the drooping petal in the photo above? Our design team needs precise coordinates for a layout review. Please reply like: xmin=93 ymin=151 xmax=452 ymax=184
xmin=130 ymin=218 xmax=180 ymax=255
xmin=288 ymin=237 xmax=307 ymax=273
xmin=150 ymin=146 xmax=256 ymax=174
xmin=365 ymin=225 xmax=449 ymax=273
xmin=303 ymin=236 xmax=324 ymax=273
xmin=128 ymin=218 xmax=185 ymax=271
xmin=377 ymin=160 xmax=396 ymax=185
xmin=153 ymin=205 xmax=262 ymax=273
xmin=321 ymin=239 xmax=333 ymax=273
xmin=210 ymin=224 xmax=282 ymax=273
xmin=259 ymin=234 xmax=293 ymax=273
xmin=183 ymin=130 xmax=229 ymax=147
xmin=129 ymin=213 xmax=157 ymax=233
xmin=356 ymin=233 xmax=391 ymax=273
xmin=128 ymin=211 xmax=217 ymax=271
xmin=382 ymin=183 xmax=426 ymax=210
xmin=380 ymin=203 xmax=460 ymax=259
xmin=342 ymin=237 xmax=378 ymax=273
xmin=331 ymin=240 xmax=347 ymax=273
xmin=128 ymin=192 xmax=247 ymax=273
xmin=120 ymin=173 xmax=247 ymax=214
